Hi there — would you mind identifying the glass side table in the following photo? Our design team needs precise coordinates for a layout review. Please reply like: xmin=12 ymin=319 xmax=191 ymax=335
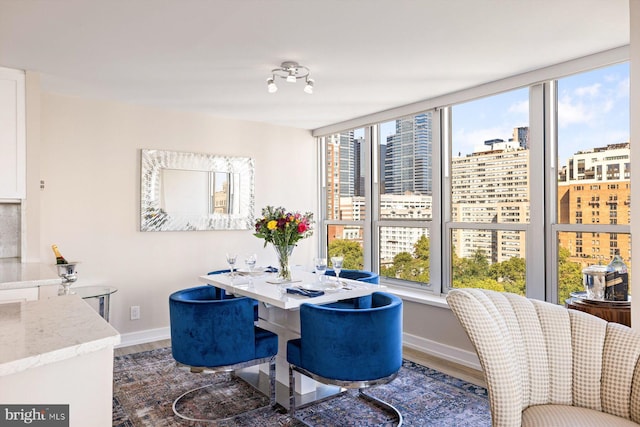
xmin=72 ymin=286 xmax=118 ymax=322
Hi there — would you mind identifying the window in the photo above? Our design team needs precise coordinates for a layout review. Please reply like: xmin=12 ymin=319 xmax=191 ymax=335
xmin=378 ymin=114 xmax=434 ymax=287
xmin=555 ymin=62 xmax=630 ymax=302
xmin=321 ymin=129 xmax=367 ymax=270
xmin=448 ymin=89 xmax=529 ymax=295
xmin=316 ymin=56 xmax=630 ymax=304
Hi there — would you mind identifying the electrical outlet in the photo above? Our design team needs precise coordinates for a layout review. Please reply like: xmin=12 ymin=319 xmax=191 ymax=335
xmin=130 ymin=305 xmax=140 ymax=320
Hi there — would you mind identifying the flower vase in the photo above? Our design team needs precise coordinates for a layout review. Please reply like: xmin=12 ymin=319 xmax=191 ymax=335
xmin=273 ymin=244 xmax=294 ymax=282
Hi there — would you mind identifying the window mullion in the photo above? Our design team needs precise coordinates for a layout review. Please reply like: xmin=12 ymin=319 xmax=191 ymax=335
xmin=527 ymin=83 xmax=545 ymax=301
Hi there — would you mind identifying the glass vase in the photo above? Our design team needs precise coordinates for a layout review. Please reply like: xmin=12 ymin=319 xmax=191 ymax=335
xmin=273 ymin=244 xmax=294 ymax=282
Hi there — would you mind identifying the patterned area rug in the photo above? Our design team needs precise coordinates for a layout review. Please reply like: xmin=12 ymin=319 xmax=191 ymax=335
xmin=113 ymin=347 xmax=490 ymax=426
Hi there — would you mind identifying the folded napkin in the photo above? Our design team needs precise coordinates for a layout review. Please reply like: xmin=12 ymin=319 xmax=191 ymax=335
xmin=286 ymin=287 xmax=324 ymax=298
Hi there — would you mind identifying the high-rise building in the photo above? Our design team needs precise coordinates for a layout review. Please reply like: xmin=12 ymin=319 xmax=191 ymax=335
xmin=514 ymin=126 xmax=529 ymax=149
xmin=384 ymin=113 xmax=432 ymax=195
xmin=557 ymin=142 xmax=631 ymax=266
xmin=337 ymin=130 xmax=356 ymax=197
xmin=326 ymin=134 xmax=341 ymax=220
xmin=326 ymin=131 xmax=365 ymax=244
xmin=451 ymin=135 xmax=530 ymax=263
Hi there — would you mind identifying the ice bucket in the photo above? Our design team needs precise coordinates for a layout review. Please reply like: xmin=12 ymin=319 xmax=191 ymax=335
xmin=582 ymin=265 xmax=610 ymax=300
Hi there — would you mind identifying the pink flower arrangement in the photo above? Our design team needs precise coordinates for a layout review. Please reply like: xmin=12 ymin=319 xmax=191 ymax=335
xmin=254 ymin=206 xmax=314 ymax=248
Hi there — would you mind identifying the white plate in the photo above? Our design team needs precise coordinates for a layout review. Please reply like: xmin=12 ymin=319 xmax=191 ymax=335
xmin=323 ymin=286 xmax=342 ymax=293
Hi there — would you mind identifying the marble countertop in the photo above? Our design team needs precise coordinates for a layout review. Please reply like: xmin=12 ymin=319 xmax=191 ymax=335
xmin=0 ymin=294 xmax=121 ymax=377
xmin=0 ymin=258 xmax=62 ymax=289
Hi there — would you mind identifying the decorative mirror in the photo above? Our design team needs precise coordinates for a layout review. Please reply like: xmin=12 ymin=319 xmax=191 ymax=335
xmin=140 ymin=149 xmax=254 ymax=231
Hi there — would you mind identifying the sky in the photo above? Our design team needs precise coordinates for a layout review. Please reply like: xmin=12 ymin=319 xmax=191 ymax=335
xmin=352 ymin=62 xmax=629 ymax=167
xmin=451 ymin=62 xmax=630 ymax=165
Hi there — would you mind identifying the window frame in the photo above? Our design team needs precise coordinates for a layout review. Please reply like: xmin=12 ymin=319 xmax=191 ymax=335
xmin=314 ymin=47 xmax=629 ymax=302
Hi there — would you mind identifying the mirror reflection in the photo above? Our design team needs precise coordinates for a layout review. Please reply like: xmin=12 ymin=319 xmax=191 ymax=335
xmin=141 ymin=149 xmax=254 ymax=231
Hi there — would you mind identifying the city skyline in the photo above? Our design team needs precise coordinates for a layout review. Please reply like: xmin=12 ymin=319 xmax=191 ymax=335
xmin=354 ymin=62 xmax=629 ymax=168
xmin=453 ymin=62 xmax=629 ymax=165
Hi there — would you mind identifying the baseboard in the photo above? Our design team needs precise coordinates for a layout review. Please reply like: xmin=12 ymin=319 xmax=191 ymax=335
xmin=402 ymin=332 xmax=481 ymax=371
xmin=116 ymin=327 xmax=170 ymax=349
xmin=115 ymin=327 xmax=481 ymax=371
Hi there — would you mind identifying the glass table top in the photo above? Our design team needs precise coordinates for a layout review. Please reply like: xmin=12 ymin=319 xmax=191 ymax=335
xmin=72 ymin=285 xmax=118 ymax=299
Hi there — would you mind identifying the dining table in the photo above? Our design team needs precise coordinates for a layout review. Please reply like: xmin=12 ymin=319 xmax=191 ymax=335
xmin=199 ymin=269 xmax=383 ymax=408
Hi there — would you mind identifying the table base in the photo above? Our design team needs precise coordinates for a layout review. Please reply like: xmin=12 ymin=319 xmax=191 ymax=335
xmin=234 ymin=365 xmax=343 ymax=410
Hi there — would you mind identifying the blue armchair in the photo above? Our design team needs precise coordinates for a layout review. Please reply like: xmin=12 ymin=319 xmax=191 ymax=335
xmin=324 ymin=269 xmax=379 ymax=283
xmin=287 ymin=291 xmax=403 ymax=426
xmin=169 ymin=285 xmax=278 ymax=422
xmin=207 ymin=268 xmax=259 ymax=320
xmin=323 ymin=269 xmax=379 ymax=309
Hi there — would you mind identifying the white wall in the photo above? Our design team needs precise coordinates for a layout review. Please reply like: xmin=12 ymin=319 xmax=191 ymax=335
xmin=33 ymin=90 xmax=316 ymax=334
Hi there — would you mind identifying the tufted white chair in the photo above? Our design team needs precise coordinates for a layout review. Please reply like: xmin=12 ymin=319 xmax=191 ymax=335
xmin=447 ymin=288 xmax=640 ymax=427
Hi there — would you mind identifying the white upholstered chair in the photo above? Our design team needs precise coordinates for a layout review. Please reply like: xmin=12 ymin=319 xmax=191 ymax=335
xmin=446 ymin=288 xmax=640 ymax=427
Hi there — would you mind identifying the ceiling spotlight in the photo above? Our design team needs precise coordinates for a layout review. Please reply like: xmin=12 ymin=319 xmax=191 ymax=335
xmin=304 ymin=78 xmax=314 ymax=94
xmin=267 ymin=61 xmax=314 ymax=94
xmin=267 ymin=77 xmax=277 ymax=93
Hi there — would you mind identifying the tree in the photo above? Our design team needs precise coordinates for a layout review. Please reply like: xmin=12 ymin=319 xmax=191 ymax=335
xmin=557 ymin=247 xmax=583 ymax=303
xmin=328 ymin=239 xmax=364 ymax=270
xmin=414 ymin=235 xmax=430 ymax=261
xmin=453 ymin=276 xmax=504 ymax=292
xmin=453 ymin=248 xmax=490 ymax=283
xmin=380 ymin=236 xmax=431 ymax=284
xmin=489 ymin=256 xmax=526 ymax=295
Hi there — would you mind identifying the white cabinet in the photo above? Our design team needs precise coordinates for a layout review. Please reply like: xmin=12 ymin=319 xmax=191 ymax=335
xmin=0 ymin=67 xmax=25 ymax=199
xmin=0 ymin=287 xmax=38 ymax=302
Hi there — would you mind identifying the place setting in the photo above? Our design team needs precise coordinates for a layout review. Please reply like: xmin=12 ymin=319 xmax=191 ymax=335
xmin=282 ymin=255 xmax=359 ymax=298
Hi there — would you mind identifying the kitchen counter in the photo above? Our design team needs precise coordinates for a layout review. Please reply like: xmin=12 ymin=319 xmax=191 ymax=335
xmin=0 ymin=294 xmax=120 ymax=426
xmin=0 ymin=294 xmax=120 ymax=376
xmin=0 ymin=258 xmax=61 ymax=289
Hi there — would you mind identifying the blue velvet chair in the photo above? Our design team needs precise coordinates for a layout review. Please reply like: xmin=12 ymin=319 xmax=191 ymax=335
xmin=207 ymin=268 xmax=259 ymax=321
xmin=169 ymin=285 xmax=278 ymax=423
xmin=323 ymin=269 xmax=379 ymax=309
xmin=287 ymin=291 xmax=403 ymax=426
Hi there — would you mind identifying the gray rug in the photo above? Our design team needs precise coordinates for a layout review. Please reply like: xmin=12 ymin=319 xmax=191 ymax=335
xmin=112 ymin=347 xmax=490 ymax=426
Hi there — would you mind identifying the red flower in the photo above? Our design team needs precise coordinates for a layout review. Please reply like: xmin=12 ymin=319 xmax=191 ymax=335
xmin=297 ymin=222 xmax=308 ymax=233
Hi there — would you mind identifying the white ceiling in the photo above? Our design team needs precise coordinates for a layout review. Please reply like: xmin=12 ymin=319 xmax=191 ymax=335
xmin=0 ymin=0 xmax=630 ymax=131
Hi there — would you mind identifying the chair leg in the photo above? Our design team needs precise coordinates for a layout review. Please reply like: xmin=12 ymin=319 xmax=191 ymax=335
xmin=287 ymin=364 xmax=402 ymax=427
xmin=288 ymin=365 xmax=317 ymax=427
xmin=288 ymin=364 xmax=297 ymax=416
xmin=269 ymin=357 xmax=276 ymax=407
xmin=358 ymin=388 xmax=404 ymax=426
xmin=173 ymin=365 xmax=277 ymax=423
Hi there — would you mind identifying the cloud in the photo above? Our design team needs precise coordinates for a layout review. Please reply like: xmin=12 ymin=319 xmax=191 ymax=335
xmin=617 ymin=77 xmax=630 ymax=98
xmin=574 ymin=83 xmax=601 ymax=97
xmin=557 ymin=94 xmax=593 ymax=127
xmin=508 ymin=99 xmax=529 ymax=115
xmin=453 ymin=125 xmax=516 ymax=156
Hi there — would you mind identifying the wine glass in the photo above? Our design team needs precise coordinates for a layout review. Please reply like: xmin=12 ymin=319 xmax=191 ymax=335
xmin=330 ymin=256 xmax=344 ymax=285
xmin=314 ymin=257 xmax=327 ymax=282
xmin=245 ymin=253 xmax=257 ymax=272
xmin=226 ymin=253 xmax=238 ymax=277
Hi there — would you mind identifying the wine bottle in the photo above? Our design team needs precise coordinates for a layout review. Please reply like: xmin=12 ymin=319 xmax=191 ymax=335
xmin=605 ymin=255 xmax=628 ymax=301
xmin=51 ymin=244 xmax=68 ymax=265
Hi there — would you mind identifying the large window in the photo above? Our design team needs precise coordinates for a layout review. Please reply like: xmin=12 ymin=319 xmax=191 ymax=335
xmin=321 ymin=128 xmax=367 ymax=270
xmin=448 ymin=89 xmax=529 ymax=295
xmin=317 ymin=57 xmax=630 ymax=303
xmin=554 ymin=63 xmax=631 ymax=303
xmin=377 ymin=114 xmax=435 ymax=288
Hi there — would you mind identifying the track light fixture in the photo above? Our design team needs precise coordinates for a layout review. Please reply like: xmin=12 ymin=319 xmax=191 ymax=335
xmin=267 ymin=77 xmax=277 ymax=93
xmin=304 ymin=78 xmax=314 ymax=94
xmin=267 ymin=61 xmax=314 ymax=94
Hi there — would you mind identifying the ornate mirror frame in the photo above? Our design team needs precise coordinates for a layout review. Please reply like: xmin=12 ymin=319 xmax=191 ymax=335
xmin=140 ymin=149 xmax=255 ymax=231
